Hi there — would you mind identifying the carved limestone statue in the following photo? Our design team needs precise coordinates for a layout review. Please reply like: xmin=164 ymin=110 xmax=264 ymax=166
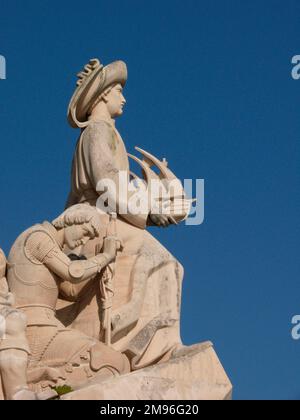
xmin=0 ymin=57 xmax=232 ymax=400
xmin=0 ymin=249 xmax=35 ymax=400
xmin=6 ymin=205 xmax=130 ymax=395
xmin=57 ymin=58 xmax=196 ymax=371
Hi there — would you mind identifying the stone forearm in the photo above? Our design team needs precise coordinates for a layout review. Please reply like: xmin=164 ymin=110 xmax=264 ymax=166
xmin=44 ymin=249 xmax=113 ymax=285
xmin=68 ymin=253 xmax=112 ymax=283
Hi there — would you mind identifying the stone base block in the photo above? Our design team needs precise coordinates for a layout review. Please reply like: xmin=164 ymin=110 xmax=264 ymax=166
xmin=62 ymin=341 xmax=232 ymax=401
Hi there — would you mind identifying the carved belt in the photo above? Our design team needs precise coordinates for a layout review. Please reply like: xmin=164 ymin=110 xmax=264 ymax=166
xmin=16 ymin=305 xmax=59 ymax=327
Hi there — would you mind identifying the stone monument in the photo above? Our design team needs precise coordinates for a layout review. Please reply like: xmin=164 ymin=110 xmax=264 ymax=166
xmin=0 ymin=58 xmax=232 ymax=400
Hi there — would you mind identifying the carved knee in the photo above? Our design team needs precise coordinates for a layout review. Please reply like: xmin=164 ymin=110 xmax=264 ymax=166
xmin=0 ymin=310 xmax=30 ymax=354
xmin=89 ymin=343 xmax=130 ymax=375
xmin=4 ymin=310 xmax=27 ymax=338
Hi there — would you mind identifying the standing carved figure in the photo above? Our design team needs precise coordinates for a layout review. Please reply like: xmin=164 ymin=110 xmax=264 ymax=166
xmin=0 ymin=57 xmax=232 ymax=401
xmin=59 ymin=58 xmax=192 ymax=370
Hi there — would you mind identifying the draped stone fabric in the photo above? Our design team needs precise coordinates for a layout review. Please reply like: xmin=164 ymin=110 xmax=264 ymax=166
xmin=59 ymin=118 xmax=185 ymax=370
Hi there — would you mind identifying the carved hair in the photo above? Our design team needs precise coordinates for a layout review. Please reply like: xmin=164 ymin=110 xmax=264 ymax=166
xmin=52 ymin=205 xmax=101 ymax=236
xmin=87 ymin=83 xmax=116 ymax=116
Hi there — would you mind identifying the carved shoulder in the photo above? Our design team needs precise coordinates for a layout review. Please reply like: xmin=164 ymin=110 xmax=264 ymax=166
xmin=24 ymin=230 xmax=57 ymax=264
xmin=84 ymin=121 xmax=117 ymax=153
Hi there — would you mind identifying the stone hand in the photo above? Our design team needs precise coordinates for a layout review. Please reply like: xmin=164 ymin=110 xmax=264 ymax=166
xmin=149 ymin=198 xmax=192 ymax=227
xmin=149 ymin=213 xmax=174 ymax=228
xmin=111 ymin=312 xmax=121 ymax=332
xmin=102 ymin=236 xmax=123 ymax=259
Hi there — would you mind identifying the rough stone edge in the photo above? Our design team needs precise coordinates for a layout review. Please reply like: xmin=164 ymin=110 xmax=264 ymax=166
xmin=62 ymin=341 xmax=233 ymax=401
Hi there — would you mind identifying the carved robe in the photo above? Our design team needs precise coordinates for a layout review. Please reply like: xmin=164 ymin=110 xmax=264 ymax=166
xmin=59 ymin=118 xmax=184 ymax=369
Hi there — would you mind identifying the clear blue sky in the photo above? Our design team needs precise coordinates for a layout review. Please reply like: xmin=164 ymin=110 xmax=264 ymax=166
xmin=0 ymin=0 xmax=299 ymax=400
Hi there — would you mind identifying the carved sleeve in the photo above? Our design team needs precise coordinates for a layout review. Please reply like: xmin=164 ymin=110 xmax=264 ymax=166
xmin=24 ymin=231 xmax=57 ymax=264
xmin=83 ymin=122 xmax=149 ymax=229
xmin=43 ymin=247 xmax=111 ymax=284
xmin=24 ymin=229 xmax=111 ymax=287
xmin=83 ymin=121 xmax=120 ymax=191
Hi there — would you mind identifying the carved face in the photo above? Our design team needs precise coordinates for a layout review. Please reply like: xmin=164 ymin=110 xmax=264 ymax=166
xmin=64 ymin=223 xmax=97 ymax=250
xmin=105 ymin=83 xmax=126 ymax=118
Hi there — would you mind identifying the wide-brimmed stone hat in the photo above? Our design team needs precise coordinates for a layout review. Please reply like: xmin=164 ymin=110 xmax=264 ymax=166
xmin=67 ymin=58 xmax=128 ymax=128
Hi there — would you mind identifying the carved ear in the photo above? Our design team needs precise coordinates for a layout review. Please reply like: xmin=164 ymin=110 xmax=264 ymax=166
xmin=101 ymin=92 xmax=109 ymax=103
xmin=101 ymin=85 xmax=115 ymax=104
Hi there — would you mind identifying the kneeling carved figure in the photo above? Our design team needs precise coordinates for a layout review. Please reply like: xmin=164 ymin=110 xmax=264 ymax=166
xmin=6 ymin=204 xmax=129 ymax=395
